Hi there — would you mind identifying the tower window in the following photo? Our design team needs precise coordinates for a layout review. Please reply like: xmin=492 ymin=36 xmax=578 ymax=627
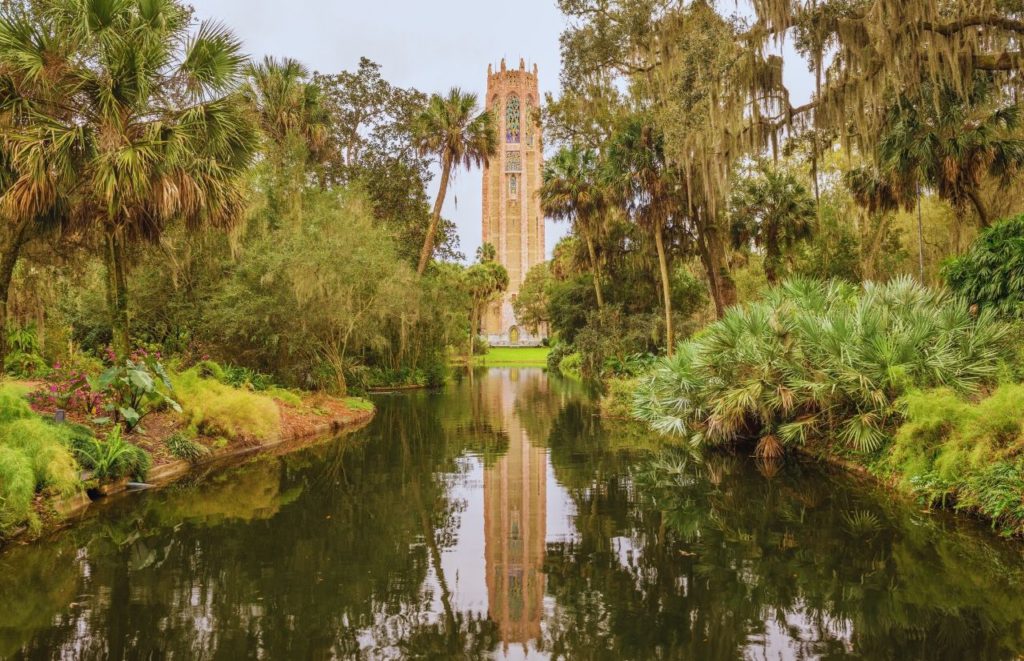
xmin=509 ymin=175 xmax=518 ymax=197
xmin=506 ymin=95 xmax=520 ymax=143
xmin=506 ymin=150 xmax=522 ymax=173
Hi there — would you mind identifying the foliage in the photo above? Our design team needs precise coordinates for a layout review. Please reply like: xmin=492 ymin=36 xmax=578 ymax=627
xmin=72 ymin=425 xmax=150 ymax=482
xmin=92 ymin=357 xmax=181 ymax=433
xmin=172 ymin=369 xmax=281 ymax=444
xmin=165 ymin=432 xmax=208 ymax=463
xmin=634 ymin=277 xmax=1007 ymax=457
xmin=944 ymin=215 xmax=1024 ymax=319
xmin=889 ymin=385 xmax=1024 ymax=535
xmin=205 ymin=188 xmax=417 ymax=394
xmin=0 ymin=0 xmax=259 ymax=358
xmin=558 ymin=352 xmax=583 ymax=379
xmin=411 ymin=88 xmax=497 ymax=274
xmin=0 ymin=384 xmax=82 ymax=534
xmin=3 ymin=324 xmax=45 ymax=377
xmin=573 ymin=306 xmax=660 ymax=379
xmin=601 ymin=377 xmax=641 ymax=419
xmin=28 ymin=363 xmax=104 ymax=415
xmin=730 ymin=162 xmax=816 ymax=284
xmin=513 ymin=263 xmax=553 ymax=335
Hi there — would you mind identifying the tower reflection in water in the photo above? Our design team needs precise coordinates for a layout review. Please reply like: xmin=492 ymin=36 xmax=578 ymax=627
xmin=481 ymin=368 xmax=547 ymax=654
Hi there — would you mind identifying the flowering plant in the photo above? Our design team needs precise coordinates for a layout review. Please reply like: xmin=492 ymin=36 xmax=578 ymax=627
xmin=28 ymin=362 xmax=106 ymax=415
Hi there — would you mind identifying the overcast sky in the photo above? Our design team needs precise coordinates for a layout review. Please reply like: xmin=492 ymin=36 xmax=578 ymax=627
xmin=190 ymin=0 xmax=813 ymax=262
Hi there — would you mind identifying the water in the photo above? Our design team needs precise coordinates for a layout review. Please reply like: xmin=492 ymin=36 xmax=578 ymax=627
xmin=2 ymin=368 xmax=1024 ymax=660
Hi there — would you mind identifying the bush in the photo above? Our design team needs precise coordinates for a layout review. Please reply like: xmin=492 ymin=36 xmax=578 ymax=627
xmin=72 ymin=425 xmax=150 ymax=481
xmin=0 ymin=385 xmax=83 ymax=535
xmin=944 ymin=215 xmax=1024 ymax=320
xmin=165 ymin=432 xmax=208 ymax=462
xmin=28 ymin=362 xmax=105 ymax=415
xmin=601 ymin=377 xmax=640 ymax=419
xmin=634 ymin=277 xmax=1007 ymax=457
xmin=890 ymin=384 xmax=1024 ymax=535
xmin=558 ymin=352 xmax=582 ymax=379
xmin=0 ymin=446 xmax=36 ymax=533
xmin=172 ymin=369 xmax=281 ymax=444
xmin=91 ymin=355 xmax=181 ymax=431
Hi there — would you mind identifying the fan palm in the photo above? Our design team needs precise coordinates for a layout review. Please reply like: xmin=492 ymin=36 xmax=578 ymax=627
xmin=464 ymin=244 xmax=508 ymax=359
xmin=0 ymin=0 xmax=258 ymax=360
xmin=730 ymin=163 xmax=816 ymax=284
xmin=539 ymin=145 xmax=609 ymax=307
xmin=412 ymin=88 xmax=497 ymax=276
xmin=605 ymin=117 xmax=678 ymax=354
xmin=242 ymin=56 xmax=329 ymax=225
xmin=879 ymin=76 xmax=1024 ymax=228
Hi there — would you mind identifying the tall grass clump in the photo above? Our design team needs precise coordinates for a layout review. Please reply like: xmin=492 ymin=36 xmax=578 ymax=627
xmin=0 ymin=386 xmax=82 ymax=536
xmin=172 ymin=369 xmax=281 ymax=444
xmin=634 ymin=277 xmax=1007 ymax=457
xmin=890 ymin=384 xmax=1024 ymax=535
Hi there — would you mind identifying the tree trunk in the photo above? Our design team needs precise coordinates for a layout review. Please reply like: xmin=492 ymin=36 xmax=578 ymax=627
xmin=703 ymin=222 xmax=736 ymax=317
xmin=417 ymin=153 xmax=453 ymax=276
xmin=967 ymin=188 xmax=991 ymax=228
xmin=467 ymin=303 xmax=478 ymax=363
xmin=653 ymin=224 xmax=674 ymax=356
xmin=0 ymin=216 xmax=33 ymax=376
xmin=584 ymin=232 xmax=604 ymax=307
xmin=105 ymin=232 xmax=131 ymax=361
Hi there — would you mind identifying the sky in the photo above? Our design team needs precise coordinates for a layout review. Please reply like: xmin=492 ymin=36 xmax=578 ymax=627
xmin=189 ymin=0 xmax=814 ymax=262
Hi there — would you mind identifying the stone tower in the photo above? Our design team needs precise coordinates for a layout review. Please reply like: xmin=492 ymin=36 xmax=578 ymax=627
xmin=481 ymin=58 xmax=546 ymax=346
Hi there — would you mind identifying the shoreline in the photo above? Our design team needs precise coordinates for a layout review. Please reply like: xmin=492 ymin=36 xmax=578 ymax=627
xmin=3 ymin=402 xmax=376 ymax=549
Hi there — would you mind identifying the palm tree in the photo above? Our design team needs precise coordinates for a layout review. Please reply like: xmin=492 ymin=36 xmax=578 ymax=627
xmin=605 ymin=117 xmax=678 ymax=354
xmin=0 ymin=0 xmax=258 ymax=360
xmin=464 ymin=244 xmax=508 ymax=360
xmin=242 ymin=56 xmax=329 ymax=226
xmin=729 ymin=163 xmax=816 ymax=284
xmin=412 ymin=88 xmax=497 ymax=276
xmin=879 ymin=76 xmax=1024 ymax=229
xmin=539 ymin=146 xmax=609 ymax=307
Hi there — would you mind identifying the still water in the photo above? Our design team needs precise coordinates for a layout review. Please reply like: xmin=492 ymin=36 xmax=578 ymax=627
xmin=2 ymin=368 xmax=1024 ymax=660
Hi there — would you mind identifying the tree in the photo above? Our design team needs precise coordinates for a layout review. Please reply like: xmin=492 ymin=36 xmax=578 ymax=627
xmin=539 ymin=146 xmax=609 ymax=307
xmin=878 ymin=77 xmax=1024 ymax=229
xmin=513 ymin=263 xmax=553 ymax=335
xmin=314 ymin=59 xmax=462 ymax=265
xmin=0 ymin=0 xmax=258 ymax=360
xmin=605 ymin=117 xmax=678 ymax=354
xmin=464 ymin=244 xmax=508 ymax=359
xmin=412 ymin=88 xmax=497 ymax=275
xmin=944 ymin=215 xmax=1024 ymax=320
xmin=730 ymin=163 xmax=816 ymax=284
xmin=243 ymin=56 xmax=329 ymax=228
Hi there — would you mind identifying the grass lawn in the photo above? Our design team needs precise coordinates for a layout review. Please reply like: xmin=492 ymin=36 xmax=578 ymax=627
xmin=472 ymin=347 xmax=550 ymax=366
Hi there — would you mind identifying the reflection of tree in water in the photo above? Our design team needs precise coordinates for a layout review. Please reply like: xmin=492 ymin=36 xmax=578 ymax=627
xmin=5 ymin=372 xmax=1024 ymax=659
xmin=5 ymin=390 xmax=507 ymax=659
xmin=542 ymin=423 xmax=1024 ymax=660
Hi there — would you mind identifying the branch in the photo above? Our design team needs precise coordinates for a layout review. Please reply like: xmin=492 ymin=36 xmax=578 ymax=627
xmin=920 ymin=15 xmax=1024 ymax=36
xmin=974 ymin=51 xmax=1024 ymax=71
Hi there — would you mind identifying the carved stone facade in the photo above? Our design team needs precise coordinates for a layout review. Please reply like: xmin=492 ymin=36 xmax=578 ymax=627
xmin=481 ymin=59 xmax=547 ymax=347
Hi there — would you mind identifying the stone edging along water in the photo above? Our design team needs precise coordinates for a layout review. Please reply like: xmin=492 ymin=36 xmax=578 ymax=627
xmin=8 ymin=406 xmax=377 ymax=547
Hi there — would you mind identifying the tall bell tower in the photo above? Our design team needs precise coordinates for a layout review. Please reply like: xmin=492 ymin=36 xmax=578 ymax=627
xmin=481 ymin=58 xmax=546 ymax=346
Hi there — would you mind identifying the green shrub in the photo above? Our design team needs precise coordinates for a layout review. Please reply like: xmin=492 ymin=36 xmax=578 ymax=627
xmin=0 ymin=387 xmax=84 ymax=535
xmin=0 ymin=445 xmax=37 ymax=534
xmin=601 ymin=377 xmax=640 ymax=419
xmin=634 ymin=277 xmax=1007 ymax=456
xmin=891 ymin=384 xmax=1024 ymax=534
xmin=0 ymin=419 xmax=80 ymax=494
xmin=172 ymin=369 xmax=281 ymax=444
xmin=165 ymin=432 xmax=208 ymax=462
xmin=944 ymin=215 xmax=1024 ymax=319
xmin=558 ymin=352 xmax=583 ymax=379
xmin=73 ymin=426 xmax=151 ymax=481
xmin=265 ymin=387 xmax=303 ymax=407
